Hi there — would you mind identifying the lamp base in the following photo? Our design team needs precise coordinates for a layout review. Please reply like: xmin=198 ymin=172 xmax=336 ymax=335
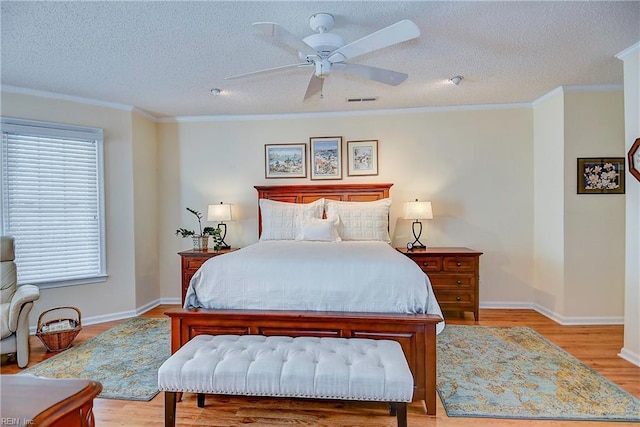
xmin=410 ymin=221 xmax=427 ymax=249
xmin=217 ymin=223 xmax=230 ymax=250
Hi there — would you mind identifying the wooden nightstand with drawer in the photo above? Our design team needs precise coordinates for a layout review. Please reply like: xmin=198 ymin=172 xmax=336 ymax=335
xmin=178 ymin=248 xmax=238 ymax=305
xmin=397 ymin=247 xmax=482 ymax=320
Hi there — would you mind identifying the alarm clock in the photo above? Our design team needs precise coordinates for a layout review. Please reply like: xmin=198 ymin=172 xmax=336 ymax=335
xmin=406 ymin=242 xmax=413 ymax=250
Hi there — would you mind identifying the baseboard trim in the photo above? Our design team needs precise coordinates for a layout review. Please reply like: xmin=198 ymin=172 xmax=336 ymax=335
xmin=480 ymin=302 xmax=534 ymax=309
xmin=618 ymin=348 xmax=640 ymax=367
xmin=480 ymin=302 xmax=624 ymax=325
xmin=77 ymin=299 xmax=163 ymax=326
xmin=29 ymin=300 xmax=625 ymax=333
xmin=160 ymin=297 xmax=181 ymax=306
xmin=29 ymin=298 xmax=172 ymax=335
xmin=532 ymin=303 xmax=624 ymax=325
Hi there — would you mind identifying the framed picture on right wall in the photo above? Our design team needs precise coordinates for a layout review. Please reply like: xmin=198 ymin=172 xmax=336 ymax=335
xmin=347 ymin=140 xmax=378 ymax=176
xmin=577 ymin=157 xmax=625 ymax=194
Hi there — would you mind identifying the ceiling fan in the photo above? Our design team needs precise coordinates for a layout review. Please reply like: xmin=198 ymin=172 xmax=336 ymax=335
xmin=225 ymin=13 xmax=421 ymax=101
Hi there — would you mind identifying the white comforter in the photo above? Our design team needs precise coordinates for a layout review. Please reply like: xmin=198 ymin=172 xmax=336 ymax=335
xmin=184 ymin=241 xmax=445 ymax=333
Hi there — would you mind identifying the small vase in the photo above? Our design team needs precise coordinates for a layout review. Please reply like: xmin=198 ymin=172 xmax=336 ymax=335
xmin=192 ymin=236 xmax=209 ymax=250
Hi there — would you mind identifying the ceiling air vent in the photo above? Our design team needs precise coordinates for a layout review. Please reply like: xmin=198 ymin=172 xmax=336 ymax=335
xmin=346 ymin=97 xmax=378 ymax=103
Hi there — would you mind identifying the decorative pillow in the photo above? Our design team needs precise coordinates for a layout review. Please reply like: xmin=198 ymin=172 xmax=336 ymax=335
xmin=259 ymin=198 xmax=324 ymax=240
xmin=295 ymin=217 xmax=341 ymax=242
xmin=325 ymin=198 xmax=392 ymax=242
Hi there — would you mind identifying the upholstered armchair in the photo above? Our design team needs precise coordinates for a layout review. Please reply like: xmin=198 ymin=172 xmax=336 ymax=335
xmin=1 ymin=236 xmax=40 ymax=368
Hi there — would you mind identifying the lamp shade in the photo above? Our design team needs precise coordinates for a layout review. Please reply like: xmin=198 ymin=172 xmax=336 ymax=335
xmin=403 ymin=200 xmax=433 ymax=220
xmin=207 ymin=203 xmax=233 ymax=222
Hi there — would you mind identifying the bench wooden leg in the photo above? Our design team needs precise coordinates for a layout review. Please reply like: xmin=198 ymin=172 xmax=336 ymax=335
xmin=165 ymin=392 xmax=177 ymax=427
xmin=197 ymin=393 xmax=205 ymax=408
xmin=390 ymin=402 xmax=407 ymax=427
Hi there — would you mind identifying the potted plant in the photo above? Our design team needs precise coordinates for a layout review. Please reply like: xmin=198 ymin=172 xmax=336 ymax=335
xmin=176 ymin=207 xmax=223 ymax=250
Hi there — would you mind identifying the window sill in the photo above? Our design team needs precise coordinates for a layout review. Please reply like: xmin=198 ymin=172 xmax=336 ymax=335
xmin=25 ymin=275 xmax=108 ymax=290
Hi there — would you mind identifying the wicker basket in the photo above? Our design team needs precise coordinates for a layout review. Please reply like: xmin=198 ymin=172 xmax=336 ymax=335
xmin=36 ymin=306 xmax=82 ymax=352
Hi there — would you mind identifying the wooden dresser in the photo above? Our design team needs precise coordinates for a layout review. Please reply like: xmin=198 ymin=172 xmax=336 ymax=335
xmin=179 ymin=248 xmax=238 ymax=304
xmin=1 ymin=375 xmax=102 ymax=426
xmin=397 ymin=247 xmax=482 ymax=320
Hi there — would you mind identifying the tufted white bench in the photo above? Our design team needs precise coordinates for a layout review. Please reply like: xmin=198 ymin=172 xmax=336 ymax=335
xmin=158 ymin=334 xmax=414 ymax=427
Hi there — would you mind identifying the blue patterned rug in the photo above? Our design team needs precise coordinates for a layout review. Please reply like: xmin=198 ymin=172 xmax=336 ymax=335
xmin=437 ymin=325 xmax=640 ymax=421
xmin=20 ymin=317 xmax=170 ymax=401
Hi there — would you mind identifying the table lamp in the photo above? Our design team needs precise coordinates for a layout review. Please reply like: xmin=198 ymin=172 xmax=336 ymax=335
xmin=402 ymin=200 xmax=433 ymax=249
xmin=207 ymin=202 xmax=233 ymax=249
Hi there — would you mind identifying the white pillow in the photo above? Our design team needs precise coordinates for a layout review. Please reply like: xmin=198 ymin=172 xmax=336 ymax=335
xmin=259 ymin=198 xmax=324 ymax=240
xmin=325 ymin=198 xmax=392 ymax=242
xmin=295 ymin=217 xmax=341 ymax=242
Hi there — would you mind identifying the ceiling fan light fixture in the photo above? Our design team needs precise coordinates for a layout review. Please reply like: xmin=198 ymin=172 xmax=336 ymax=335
xmin=315 ymin=58 xmax=332 ymax=79
xmin=449 ymin=76 xmax=463 ymax=86
xmin=210 ymin=88 xmax=222 ymax=96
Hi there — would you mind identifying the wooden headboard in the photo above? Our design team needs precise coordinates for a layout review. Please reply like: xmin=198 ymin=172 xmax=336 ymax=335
xmin=254 ymin=183 xmax=393 ymax=236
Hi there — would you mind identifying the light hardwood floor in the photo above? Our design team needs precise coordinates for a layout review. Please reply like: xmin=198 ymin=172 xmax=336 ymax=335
xmin=2 ymin=306 xmax=639 ymax=426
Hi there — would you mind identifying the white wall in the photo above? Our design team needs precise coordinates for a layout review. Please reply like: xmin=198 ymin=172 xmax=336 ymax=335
xmin=532 ymin=88 xmax=626 ymax=322
xmin=563 ymin=89 xmax=625 ymax=319
xmin=533 ymin=90 xmax=565 ymax=315
xmin=0 ymin=91 xmax=139 ymax=324
xmin=132 ymin=112 xmax=160 ymax=309
xmin=157 ymin=108 xmax=535 ymax=306
xmin=1 ymin=86 xmax=628 ymax=331
xmin=617 ymin=42 xmax=640 ymax=366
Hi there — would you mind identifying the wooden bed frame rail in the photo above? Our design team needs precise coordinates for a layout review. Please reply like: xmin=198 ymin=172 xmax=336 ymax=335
xmin=165 ymin=308 xmax=441 ymax=415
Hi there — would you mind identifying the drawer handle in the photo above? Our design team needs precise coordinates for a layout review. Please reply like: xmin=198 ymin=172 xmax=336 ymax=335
xmin=423 ymin=262 xmax=428 ymax=266
xmin=456 ymin=280 xmax=462 ymax=285
xmin=456 ymin=262 xmax=462 ymax=267
xmin=456 ymin=296 xmax=462 ymax=301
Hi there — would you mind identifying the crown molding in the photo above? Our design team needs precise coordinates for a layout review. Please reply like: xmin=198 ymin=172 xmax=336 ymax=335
xmin=616 ymin=41 xmax=640 ymax=60
xmin=160 ymin=102 xmax=532 ymax=123
xmin=3 ymin=83 xmax=623 ymax=123
xmin=1 ymin=84 xmax=137 ymax=113
xmin=132 ymin=106 xmax=159 ymax=122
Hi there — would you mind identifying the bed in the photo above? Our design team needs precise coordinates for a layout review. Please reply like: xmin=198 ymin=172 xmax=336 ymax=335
xmin=165 ymin=183 xmax=443 ymax=415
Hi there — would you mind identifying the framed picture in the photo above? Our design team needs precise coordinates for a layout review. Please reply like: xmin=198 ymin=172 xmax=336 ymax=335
xmin=628 ymin=137 xmax=640 ymax=183
xmin=347 ymin=140 xmax=379 ymax=176
xmin=265 ymin=143 xmax=307 ymax=179
xmin=310 ymin=136 xmax=342 ymax=180
xmin=577 ymin=157 xmax=625 ymax=194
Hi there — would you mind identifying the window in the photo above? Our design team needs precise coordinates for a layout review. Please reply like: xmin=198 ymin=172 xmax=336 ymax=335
xmin=1 ymin=117 xmax=106 ymax=288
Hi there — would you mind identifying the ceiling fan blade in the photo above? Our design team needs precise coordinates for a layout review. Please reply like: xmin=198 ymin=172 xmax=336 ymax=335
xmin=335 ymin=63 xmax=408 ymax=86
xmin=225 ymin=62 xmax=311 ymax=80
xmin=253 ymin=22 xmax=317 ymax=57
xmin=328 ymin=19 xmax=420 ymax=63
xmin=304 ymin=74 xmax=324 ymax=101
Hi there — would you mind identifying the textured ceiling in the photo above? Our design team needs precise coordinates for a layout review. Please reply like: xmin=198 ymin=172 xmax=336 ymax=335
xmin=1 ymin=1 xmax=639 ymax=118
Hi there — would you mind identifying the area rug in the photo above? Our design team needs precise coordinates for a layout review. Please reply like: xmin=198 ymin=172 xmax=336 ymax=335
xmin=20 ymin=317 xmax=170 ymax=401
xmin=437 ymin=325 xmax=640 ymax=421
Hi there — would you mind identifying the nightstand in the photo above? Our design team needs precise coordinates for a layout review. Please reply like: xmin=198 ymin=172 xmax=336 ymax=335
xmin=397 ymin=247 xmax=482 ymax=320
xmin=178 ymin=248 xmax=238 ymax=305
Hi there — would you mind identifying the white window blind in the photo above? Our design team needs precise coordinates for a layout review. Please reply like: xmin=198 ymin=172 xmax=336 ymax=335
xmin=1 ymin=118 xmax=106 ymax=288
